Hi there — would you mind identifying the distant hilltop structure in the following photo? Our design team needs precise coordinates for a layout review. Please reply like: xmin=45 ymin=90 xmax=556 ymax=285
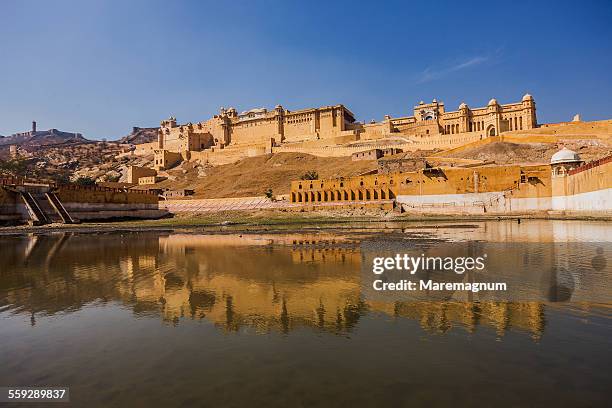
xmin=5 ymin=121 xmax=36 ymax=139
xmin=0 ymin=121 xmax=86 ymax=147
xmin=10 ymin=121 xmax=40 ymax=138
xmin=138 ymin=94 xmax=537 ymax=169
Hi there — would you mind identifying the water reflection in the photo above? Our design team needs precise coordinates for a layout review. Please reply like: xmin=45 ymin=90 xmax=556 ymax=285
xmin=3 ymin=227 xmax=607 ymax=341
xmin=2 ymin=222 xmax=611 ymax=407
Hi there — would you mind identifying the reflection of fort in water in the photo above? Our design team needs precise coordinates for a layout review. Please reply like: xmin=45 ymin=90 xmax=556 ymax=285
xmin=2 ymin=227 xmax=607 ymax=339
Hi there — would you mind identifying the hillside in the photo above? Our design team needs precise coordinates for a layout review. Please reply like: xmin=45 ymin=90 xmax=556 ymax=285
xmin=0 ymin=123 xmax=159 ymax=183
xmin=445 ymin=140 xmax=610 ymax=164
xmin=0 ymin=140 xmax=154 ymax=183
xmin=148 ymin=152 xmax=379 ymax=198
xmin=507 ymin=119 xmax=612 ymax=141
xmin=117 ymin=127 xmax=159 ymax=144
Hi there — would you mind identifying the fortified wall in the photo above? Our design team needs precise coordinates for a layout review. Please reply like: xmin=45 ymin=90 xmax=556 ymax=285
xmin=290 ymin=164 xmax=550 ymax=205
xmin=551 ymin=156 xmax=612 ymax=212
xmin=56 ymin=184 xmax=163 ymax=221
xmin=289 ymin=149 xmax=612 ymax=216
xmin=0 ymin=177 xmax=166 ymax=225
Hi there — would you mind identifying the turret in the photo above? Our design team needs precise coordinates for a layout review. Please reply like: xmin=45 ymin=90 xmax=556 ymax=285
xmin=521 ymin=93 xmax=537 ymax=128
xmin=550 ymin=147 xmax=583 ymax=176
xmin=160 ymin=117 xmax=177 ymax=129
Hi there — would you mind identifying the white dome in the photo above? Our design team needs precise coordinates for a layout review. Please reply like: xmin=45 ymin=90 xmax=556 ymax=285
xmin=459 ymin=102 xmax=468 ymax=109
xmin=550 ymin=147 xmax=582 ymax=165
xmin=488 ymin=98 xmax=498 ymax=106
xmin=522 ymin=93 xmax=533 ymax=101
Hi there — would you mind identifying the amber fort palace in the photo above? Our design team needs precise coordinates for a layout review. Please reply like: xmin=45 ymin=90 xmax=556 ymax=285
xmin=137 ymin=95 xmax=536 ymax=169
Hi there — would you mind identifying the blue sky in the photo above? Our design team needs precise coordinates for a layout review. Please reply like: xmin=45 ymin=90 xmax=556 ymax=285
xmin=1 ymin=0 xmax=611 ymax=139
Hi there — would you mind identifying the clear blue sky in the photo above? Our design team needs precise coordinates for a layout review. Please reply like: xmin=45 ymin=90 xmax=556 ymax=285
xmin=1 ymin=0 xmax=611 ymax=139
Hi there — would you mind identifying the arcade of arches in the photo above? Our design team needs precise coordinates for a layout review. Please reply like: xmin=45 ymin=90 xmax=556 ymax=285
xmin=291 ymin=174 xmax=398 ymax=203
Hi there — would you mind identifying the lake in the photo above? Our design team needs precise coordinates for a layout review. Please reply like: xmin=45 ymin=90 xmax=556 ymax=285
xmin=1 ymin=220 xmax=611 ymax=407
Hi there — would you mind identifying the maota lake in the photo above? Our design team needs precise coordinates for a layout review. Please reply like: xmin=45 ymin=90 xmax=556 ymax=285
xmin=1 ymin=220 xmax=611 ymax=407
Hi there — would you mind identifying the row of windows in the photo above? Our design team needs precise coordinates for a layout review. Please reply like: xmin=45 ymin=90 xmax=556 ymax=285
xmin=291 ymin=188 xmax=396 ymax=203
xmin=236 ymin=120 xmax=276 ymax=128
xmin=297 ymin=179 xmax=395 ymax=190
xmin=507 ymin=116 xmax=523 ymax=131
xmin=444 ymin=116 xmax=525 ymax=134
xmin=287 ymin=117 xmax=312 ymax=124
xmin=445 ymin=124 xmax=461 ymax=134
xmin=469 ymin=121 xmax=486 ymax=132
xmin=288 ymin=114 xmax=313 ymax=120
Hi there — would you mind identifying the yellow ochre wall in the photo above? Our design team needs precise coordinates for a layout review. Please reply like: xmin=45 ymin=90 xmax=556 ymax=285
xmin=57 ymin=185 xmax=159 ymax=205
xmin=553 ymin=159 xmax=612 ymax=197
xmin=290 ymin=164 xmax=551 ymax=203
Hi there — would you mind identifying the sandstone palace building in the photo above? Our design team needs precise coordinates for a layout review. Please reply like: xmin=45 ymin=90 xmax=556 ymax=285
xmin=146 ymin=95 xmax=537 ymax=169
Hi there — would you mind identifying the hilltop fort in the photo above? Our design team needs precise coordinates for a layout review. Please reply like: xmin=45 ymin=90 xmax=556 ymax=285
xmin=138 ymin=95 xmax=537 ymax=169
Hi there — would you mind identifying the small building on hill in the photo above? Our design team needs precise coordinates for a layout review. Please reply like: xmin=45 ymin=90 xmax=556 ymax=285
xmin=351 ymin=148 xmax=403 ymax=161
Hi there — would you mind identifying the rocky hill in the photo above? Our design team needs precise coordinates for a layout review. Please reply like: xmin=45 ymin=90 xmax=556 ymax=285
xmin=117 ymin=126 xmax=159 ymax=145
xmin=0 ymin=139 xmax=154 ymax=184
xmin=445 ymin=140 xmax=610 ymax=164
xmin=0 ymin=124 xmax=160 ymax=184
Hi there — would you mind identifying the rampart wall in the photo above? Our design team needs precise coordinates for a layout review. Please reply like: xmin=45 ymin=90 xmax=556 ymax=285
xmin=0 ymin=178 xmax=165 ymax=223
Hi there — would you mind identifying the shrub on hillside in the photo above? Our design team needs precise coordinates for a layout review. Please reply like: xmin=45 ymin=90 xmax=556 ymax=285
xmin=300 ymin=170 xmax=319 ymax=180
xmin=74 ymin=176 xmax=96 ymax=186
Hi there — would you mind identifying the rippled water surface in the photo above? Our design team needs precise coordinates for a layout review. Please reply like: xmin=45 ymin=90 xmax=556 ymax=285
xmin=1 ymin=220 xmax=611 ymax=407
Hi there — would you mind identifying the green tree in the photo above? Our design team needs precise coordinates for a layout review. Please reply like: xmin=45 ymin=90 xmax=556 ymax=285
xmin=51 ymin=173 xmax=70 ymax=185
xmin=74 ymin=176 xmax=96 ymax=186
xmin=0 ymin=158 xmax=29 ymax=176
xmin=300 ymin=170 xmax=319 ymax=180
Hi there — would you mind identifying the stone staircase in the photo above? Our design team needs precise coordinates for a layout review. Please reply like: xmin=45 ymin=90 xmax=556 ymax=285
xmin=45 ymin=192 xmax=76 ymax=223
xmin=16 ymin=187 xmax=76 ymax=225
xmin=20 ymin=191 xmax=50 ymax=225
